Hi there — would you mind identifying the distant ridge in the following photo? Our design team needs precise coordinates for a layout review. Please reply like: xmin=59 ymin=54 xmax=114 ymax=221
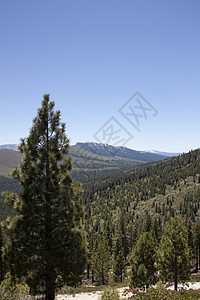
xmin=75 ymin=142 xmax=169 ymax=163
xmin=0 ymin=142 xmax=170 ymax=178
xmin=0 ymin=142 xmax=180 ymax=158
xmin=0 ymin=144 xmax=18 ymax=151
xmin=145 ymin=150 xmax=181 ymax=157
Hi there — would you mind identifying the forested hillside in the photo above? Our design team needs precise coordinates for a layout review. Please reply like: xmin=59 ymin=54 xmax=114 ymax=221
xmin=0 ymin=143 xmax=168 ymax=179
xmin=0 ymin=175 xmax=21 ymax=221
xmin=80 ymin=148 xmax=200 ymax=285
xmin=1 ymin=144 xmax=200 ymax=293
xmin=82 ymin=148 xmax=200 ymax=229
xmin=1 ymin=148 xmax=200 ymax=242
xmin=0 ymin=143 xmax=168 ymax=227
xmin=0 ymin=150 xmax=22 ymax=177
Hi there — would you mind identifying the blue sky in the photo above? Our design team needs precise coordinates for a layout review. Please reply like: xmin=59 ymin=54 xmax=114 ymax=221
xmin=0 ymin=0 xmax=199 ymax=152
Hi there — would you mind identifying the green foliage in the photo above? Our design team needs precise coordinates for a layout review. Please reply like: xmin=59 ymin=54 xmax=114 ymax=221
xmin=130 ymin=286 xmax=200 ymax=299
xmin=91 ymin=237 xmax=111 ymax=285
xmin=100 ymin=289 xmax=120 ymax=300
xmin=0 ymin=223 xmax=3 ymax=282
xmin=2 ymin=107 xmax=200 ymax=292
xmin=113 ymin=250 xmax=126 ymax=283
xmin=114 ymin=210 xmax=129 ymax=260
xmin=157 ymin=217 xmax=190 ymax=290
xmin=2 ymin=95 xmax=87 ymax=299
xmin=130 ymin=232 xmax=156 ymax=289
xmin=82 ymin=148 xmax=200 ymax=243
xmin=0 ymin=273 xmax=29 ymax=299
xmin=193 ymin=220 xmax=200 ymax=271
xmin=0 ymin=175 xmax=20 ymax=221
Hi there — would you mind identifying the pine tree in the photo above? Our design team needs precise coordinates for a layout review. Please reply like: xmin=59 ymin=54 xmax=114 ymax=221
xmin=91 ymin=237 xmax=110 ymax=285
xmin=0 ymin=223 xmax=3 ymax=282
xmin=151 ymin=217 xmax=162 ymax=243
xmin=104 ymin=221 xmax=113 ymax=251
xmin=114 ymin=210 xmax=128 ymax=261
xmin=2 ymin=95 xmax=87 ymax=300
xmin=193 ymin=220 xmax=200 ymax=272
xmin=130 ymin=232 xmax=156 ymax=290
xmin=157 ymin=217 xmax=190 ymax=291
xmin=113 ymin=250 xmax=126 ymax=283
xmin=186 ymin=219 xmax=194 ymax=260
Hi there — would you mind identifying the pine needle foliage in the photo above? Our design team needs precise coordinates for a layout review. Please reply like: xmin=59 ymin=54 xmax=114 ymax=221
xmin=2 ymin=95 xmax=87 ymax=300
xmin=130 ymin=232 xmax=156 ymax=289
xmin=157 ymin=217 xmax=190 ymax=291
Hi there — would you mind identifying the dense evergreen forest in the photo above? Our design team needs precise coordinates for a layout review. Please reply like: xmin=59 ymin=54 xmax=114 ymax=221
xmin=80 ymin=148 xmax=200 ymax=288
xmin=1 ymin=132 xmax=200 ymax=297
xmin=82 ymin=148 xmax=200 ymax=232
xmin=0 ymin=175 xmax=21 ymax=221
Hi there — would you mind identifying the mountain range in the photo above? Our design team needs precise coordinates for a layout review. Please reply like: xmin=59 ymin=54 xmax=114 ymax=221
xmin=145 ymin=150 xmax=181 ymax=157
xmin=0 ymin=142 xmax=199 ymax=237
xmin=0 ymin=142 xmax=173 ymax=179
xmin=0 ymin=143 xmax=180 ymax=157
xmin=0 ymin=144 xmax=19 ymax=151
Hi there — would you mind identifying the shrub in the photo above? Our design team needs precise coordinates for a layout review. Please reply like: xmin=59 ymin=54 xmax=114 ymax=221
xmin=0 ymin=273 xmax=29 ymax=299
xmin=129 ymin=286 xmax=200 ymax=299
xmin=101 ymin=289 xmax=120 ymax=300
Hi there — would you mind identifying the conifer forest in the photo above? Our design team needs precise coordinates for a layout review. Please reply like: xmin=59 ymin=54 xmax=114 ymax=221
xmin=0 ymin=97 xmax=200 ymax=299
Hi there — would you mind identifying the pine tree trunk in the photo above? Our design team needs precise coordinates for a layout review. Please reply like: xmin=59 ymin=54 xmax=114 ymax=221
xmin=45 ymin=117 xmax=55 ymax=300
xmin=46 ymin=286 xmax=55 ymax=299
xmin=92 ymin=270 xmax=94 ymax=283
xmin=46 ymin=271 xmax=55 ymax=300
xmin=87 ymin=264 xmax=90 ymax=280
xmin=0 ymin=263 xmax=2 ymax=282
xmin=102 ymin=265 xmax=104 ymax=285
xmin=174 ymin=278 xmax=178 ymax=291
xmin=198 ymin=240 xmax=200 ymax=270
xmin=196 ymin=250 xmax=198 ymax=272
xmin=45 ymin=239 xmax=55 ymax=299
xmin=45 ymin=219 xmax=55 ymax=299
xmin=174 ymin=254 xmax=178 ymax=291
xmin=0 ymin=250 xmax=3 ymax=283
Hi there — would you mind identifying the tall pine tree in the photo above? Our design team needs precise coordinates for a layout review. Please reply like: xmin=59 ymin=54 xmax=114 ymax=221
xmin=193 ymin=220 xmax=200 ymax=272
xmin=2 ymin=95 xmax=87 ymax=300
xmin=113 ymin=249 xmax=126 ymax=283
xmin=157 ymin=217 xmax=190 ymax=291
xmin=130 ymin=231 xmax=156 ymax=290
xmin=91 ymin=237 xmax=110 ymax=285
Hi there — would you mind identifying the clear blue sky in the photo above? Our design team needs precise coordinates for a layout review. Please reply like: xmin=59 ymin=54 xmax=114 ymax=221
xmin=0 ymin=0 xmax=199 ymax=152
